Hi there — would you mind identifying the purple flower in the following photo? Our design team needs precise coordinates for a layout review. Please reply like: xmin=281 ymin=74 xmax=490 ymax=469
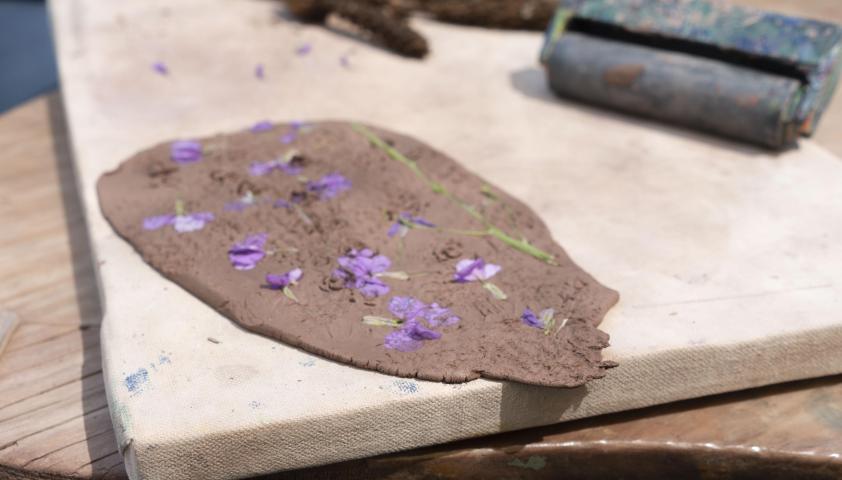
xmin=387 ymin=212 xmax=435 ymax=238
xmin=143 ymin=212 xmax=213 ymax=233
xmin=340 ymin=55 xmax=351 ymax=69
xmin=388 ymin=296 xmax=460 ymax=328
xmin=521 ymin=308 xmax=543 ymax=329
xmin=521 ymin=307 xmax=556 ymax=331
xmin=143 ymin=214 xmax=175 ymax=230
xmin=266 ymin=268 xmax=303 ymax=289
xmin=173 ymin=212 xmax=214 ymax=232
xmin=255 ymin=63 xmax=265 ymax=80
xmin=389 ymin=296 xmax=426 ymax=321
xmin=384 ymin=319 xmax=441 ymax=352
xmin=296 ymin=43 xmax=312 ymax=56
xmin=423 ymin=303 xmax=460 ymax=327
xmin=307 ymin=172 xmax=351 ymax=200
xmin=170 ymin=140 xmax=202 ymax=164
xmin=280 ymin=131 xmax=297 ymax=144
xmin=453 ymin=258 xmax=501 ymax=283
xmin=250 ymin=120 xmax=273 ymax=133
xmin=333 ymin=248 xmax=391 ymax=297
xmin=228 ymin=233 xmax=268 ymax=270
xmin=224 ymin=191 xmax=259 ymax=212
xmin=152 ymin=61 xmax=168 ymax=75
xmin=249 ymin=154 xmax=303 ymax=177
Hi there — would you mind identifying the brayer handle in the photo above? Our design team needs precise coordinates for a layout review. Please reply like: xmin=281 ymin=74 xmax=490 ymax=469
xmin=543 ymin=32 xmax=804 ymax=149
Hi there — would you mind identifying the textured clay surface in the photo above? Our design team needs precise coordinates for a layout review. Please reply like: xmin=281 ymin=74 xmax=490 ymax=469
xmin=97 ymin=121 xmax=619 ymax=387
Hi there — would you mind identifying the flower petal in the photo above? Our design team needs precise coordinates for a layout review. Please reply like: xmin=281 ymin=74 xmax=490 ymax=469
xmin=143 ymin=214 xmax=175 ymax=230
xmin=173 ymin=215 xmax=206 ymax=233
xmin=170 ymin=140 xmax=202 ymax=164
xmin=250 ymin=120 xmax=273 ymax=132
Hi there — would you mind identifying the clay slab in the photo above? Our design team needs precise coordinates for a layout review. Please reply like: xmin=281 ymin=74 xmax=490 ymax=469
xmin=50 ymin=1 xmax=842 ymax=479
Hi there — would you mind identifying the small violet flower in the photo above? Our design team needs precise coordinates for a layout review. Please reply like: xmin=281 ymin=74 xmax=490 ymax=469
xmin=387 ymin=212 xmax=435 ymax=238
xmin=224 ymin=191 xmax=259 ymax=212
xmin=250 ymin=120 xmax=273 ymax=133
xmin=266 ymin=268 xmax=303 ymax=303
xmin=143 ymin=211 xmax=214 ymax=233
xmin=453 ymin=258 xmax=501 ymax=283
xmin=340 ymin=54 xmax=351 ymax=69
xmin=228 ymin=233 xmax=268 ymax=271
xmin=280 ymin=120 xmax=310 ymax=144
xmin=521 ymin=307 xmax=559 ymax=334
xmin=333 ymin=248 xmax=391 ymax=298
xmin=249 ymin=151 xmax=303 ymax=177
xmin=307 ymin=172 xmax=351 ymax=200
xmin=379 ymin=296 xmax=460 ymax=352
xmin=255 ymin=63 xmax=265 ymax=80
xmin=152 ymin=61 xmax=168 ymax=75
xmin=266 ymin=268 xmax=302 ymax=289
xmin=453 ymin=257 xmax=507 ymax=300
xmin=384 ymin=319 xmax=441 ymax=352
xmin=296 ymin=43 xmax=312 ymax=56
xmin=170 ymin=140 xmax=202 ymax=164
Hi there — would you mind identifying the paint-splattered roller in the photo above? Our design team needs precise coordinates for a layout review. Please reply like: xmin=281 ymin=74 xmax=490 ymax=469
xmin=540 ymin=0 xmax=842 ymax=149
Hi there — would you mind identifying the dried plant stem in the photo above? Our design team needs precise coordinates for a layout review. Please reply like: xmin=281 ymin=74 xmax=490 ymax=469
xmin=352 ymin=123 xmax=556 ymax=264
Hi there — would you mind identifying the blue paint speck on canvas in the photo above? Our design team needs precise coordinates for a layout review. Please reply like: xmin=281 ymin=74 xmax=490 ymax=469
xmin=158 ymin=354 xmax=172 ymax=365
xmin=298 ymin=357 xmax=316 ymax=367
xmin=392 ymin=379 xmax=418 ymax=395
xmin=125 ymin=368 xmax=149 ymax=393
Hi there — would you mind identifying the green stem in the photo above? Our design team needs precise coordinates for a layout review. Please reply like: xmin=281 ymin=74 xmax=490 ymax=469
xmin=353 ymin=123 xmax=556 ymax=264
xmin=174 ymin=199 xmax=185 ymax=216
xmin=488 ymin=227 xmax=557 ymax=265
xmin=438 ymin=227 xmax=489 ymax=237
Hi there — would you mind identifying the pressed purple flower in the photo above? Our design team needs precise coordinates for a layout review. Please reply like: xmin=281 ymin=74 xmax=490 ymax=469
xmin=266 ymin=268 xmax=303 ymax=289
xmin=279 ymin=162 xmax=302 ymax=175
xmin=521 ymin=308 xmax=543 ymax=329
xmin=250 ymin=120 xmax=273 ymax=133
xmin=274 ymin=198 xmax=291 ymax=209
xmin=387 ymin=212 xmax=435 ymax=238
xmin=358 ymin=278 xmax=390 ymax=298
xmin=224 ymin=191 xmax=258 ymax=212
xmin=143 ymin=214 xmax=176 ymax=231
xmin=384 ymin=319 xmax=442 ymax=352
xmin=388 ymin=296 xmax=426 ymax=321
xmin=152 ymin=61 xmax=168 ymax=75
xmin=521 ymin=307 xmax=556 ymax=331
xmin=280 ymin=131 xmax=297 ymax=144
xmin=296 ymin=43 xmax=312 ymax=56
xmin=333 ymin=248 xmax=391 ymax=298
xmin=249 ymin=161 xmax=275 ymax=177
xmin=423 ymin=303 xmax=460 ymax=327
xmin=170 ymin=140 xmax=202 ymax=164
xmin=307 ymin=172 xmax=351 ymax=200
xmin=249 ymin=154 xmax=303 ymax=177
xmin=173 ymin=212 xmax=214 ymax=233
xmin=453 ymin=257 xmax=501 ymax=283
xmin=228 ymin=233 xmax=268 ymax=270
xmin=143 ymin=211 xmax=213 ymax=233
xmin=255 ymin=63 xmax=265 ymax=80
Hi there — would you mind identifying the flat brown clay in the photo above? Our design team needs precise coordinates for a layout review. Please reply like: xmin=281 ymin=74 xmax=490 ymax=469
xmin=97 ymin=121 xmax=619 ymax=387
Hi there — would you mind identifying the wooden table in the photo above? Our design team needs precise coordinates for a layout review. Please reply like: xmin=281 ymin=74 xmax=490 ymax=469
xmin=3 ymin=2 xmax=842 ymax=477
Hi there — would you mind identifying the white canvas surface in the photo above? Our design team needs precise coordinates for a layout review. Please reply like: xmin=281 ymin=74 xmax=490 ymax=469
xmin=50 ymin=1 xmax=842 ymax=479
